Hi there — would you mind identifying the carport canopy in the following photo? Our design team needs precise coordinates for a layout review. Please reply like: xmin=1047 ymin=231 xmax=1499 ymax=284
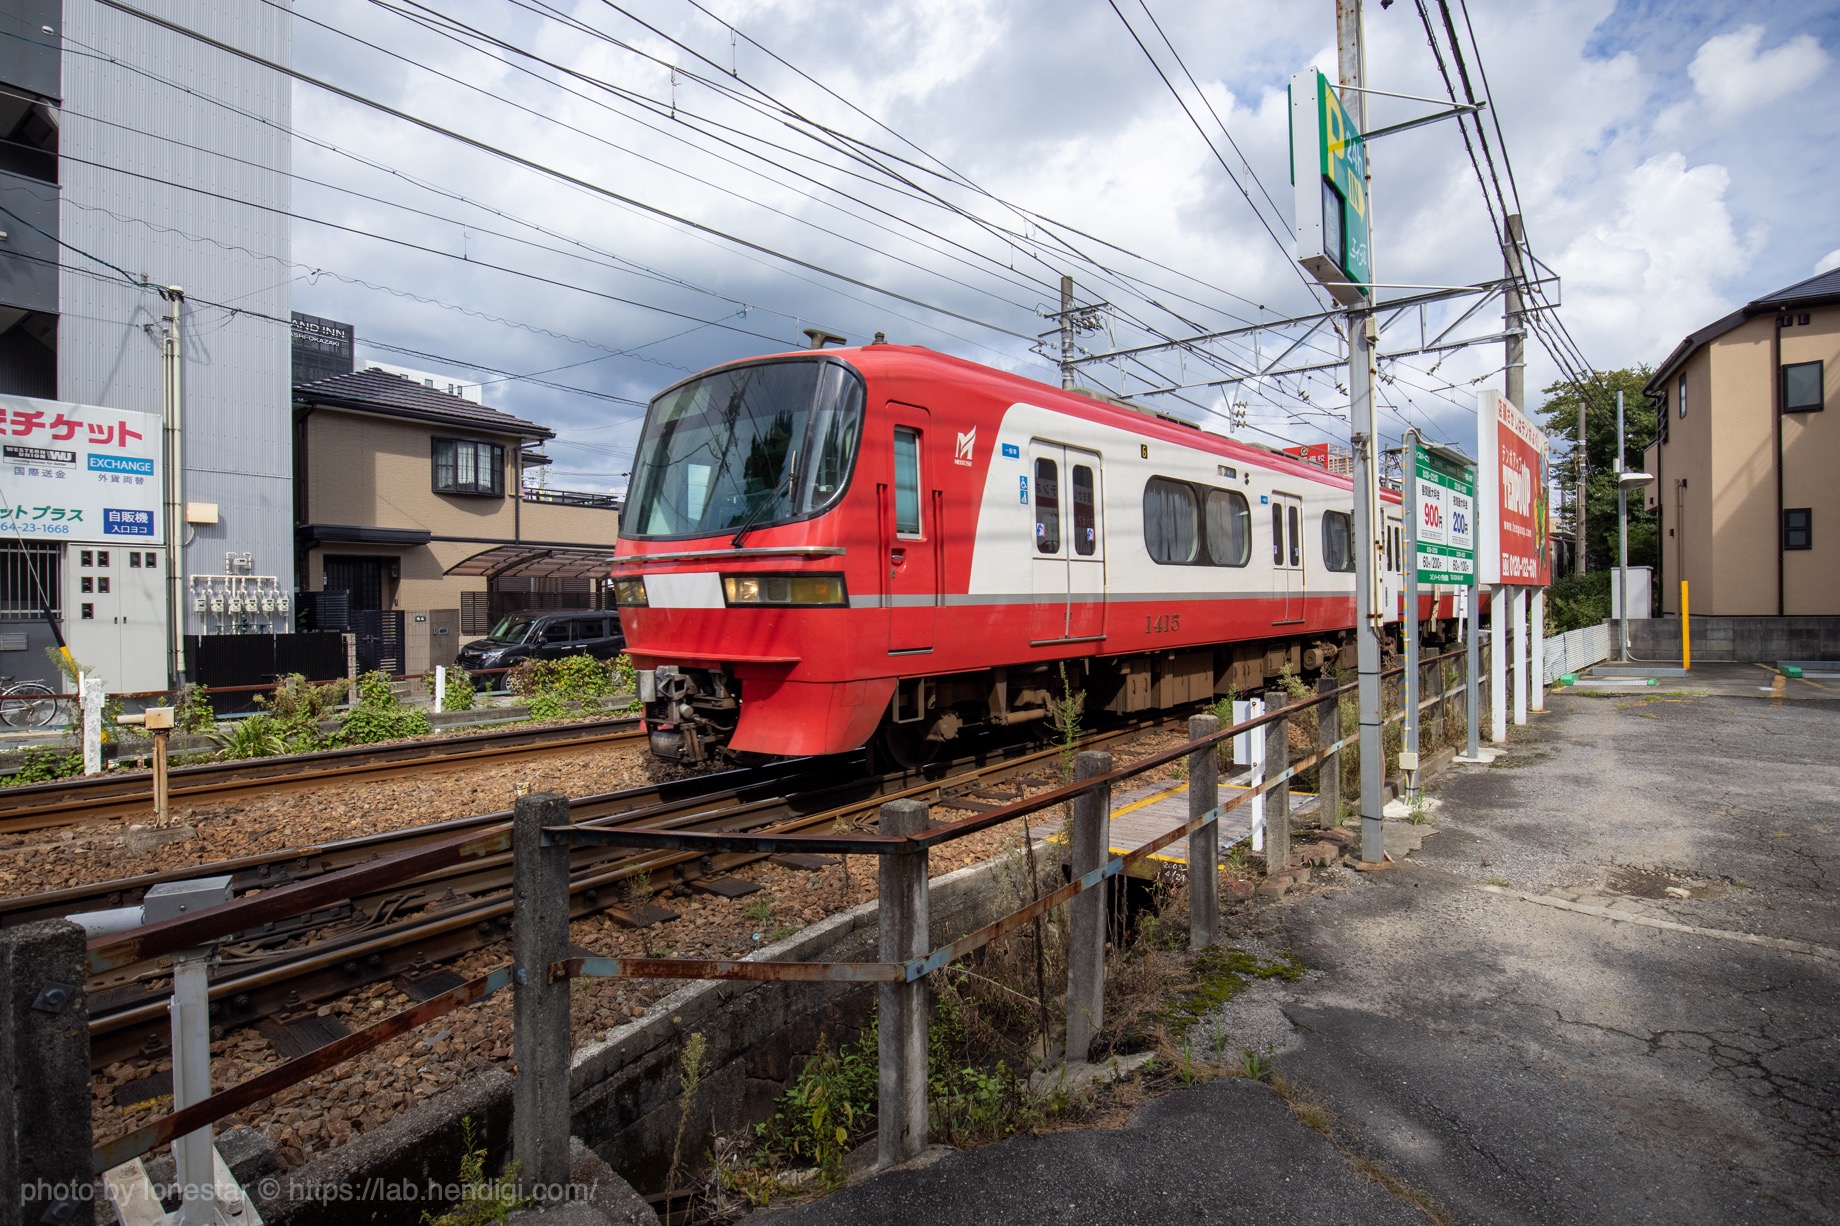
xmin=445 ymin=544 xmax=617 ymax=581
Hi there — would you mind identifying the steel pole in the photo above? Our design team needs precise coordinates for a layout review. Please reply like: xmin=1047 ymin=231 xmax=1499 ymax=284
xmin=1617 ymin=389 xmax=1629 ymax=660
xmin=1339 ymin=0 xmax=1385 ymax=865
xmin=1404 ymin=432 xmax=1420 ymax=803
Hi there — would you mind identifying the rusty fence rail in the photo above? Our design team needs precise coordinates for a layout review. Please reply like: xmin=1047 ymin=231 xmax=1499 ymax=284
xmin=0 ymin=643 xmax=1499 ymax=1222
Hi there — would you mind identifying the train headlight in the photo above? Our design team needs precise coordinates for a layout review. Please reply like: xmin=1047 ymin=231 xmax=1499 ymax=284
xmin=611 ymin=576 xmax=648 ymax=607
xmin=721 ymin=573 xmax=848 ymax=607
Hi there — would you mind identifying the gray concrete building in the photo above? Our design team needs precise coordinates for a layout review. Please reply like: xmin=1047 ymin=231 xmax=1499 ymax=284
xmin=0 ymin=0 xmax=292 ymax=692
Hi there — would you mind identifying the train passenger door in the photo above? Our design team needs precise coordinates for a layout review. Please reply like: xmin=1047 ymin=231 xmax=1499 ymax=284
xmin=1027 ymin=443 xmax=1069 ymax=642
xmin=1380 ymin=510 xmax=1404 ymax=624
xmin=1065 ymin=449 xmax=1104 ymax=639
xmin=884 ymin=406 xmax=937 ymax=654
xmin=1271 ymin=492 xmax=1305 ymax=625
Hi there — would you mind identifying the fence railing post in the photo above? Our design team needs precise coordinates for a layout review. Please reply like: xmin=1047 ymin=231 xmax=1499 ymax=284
xmin=512 ymin=791 xmax=572 ymax=1199
xmin=1263 ymin=691 xmax=1291 ymax=872
xmin=1315 ymin=677 xmax=1341 ymax=828
xmin=1186 ymin=715 xmax=1219 ymax=950
xmin=877 ymin=798 xmax=930 ymax=1167
xmin=1065 ymin=750 xmax=1112 ymax=1064
xmin=1 ymin=919 xmax=92 ymax=1226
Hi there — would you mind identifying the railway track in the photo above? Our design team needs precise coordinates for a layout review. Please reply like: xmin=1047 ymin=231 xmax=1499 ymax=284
xmin=48 ymin=716 xmax=1182 ymax=1069
xmin=0 ymin=715 xmax=645 ymax=831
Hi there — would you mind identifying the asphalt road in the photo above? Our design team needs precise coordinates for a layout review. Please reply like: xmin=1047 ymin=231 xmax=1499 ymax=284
xmin=754 ymin=688 xmax=1838 ymax=1225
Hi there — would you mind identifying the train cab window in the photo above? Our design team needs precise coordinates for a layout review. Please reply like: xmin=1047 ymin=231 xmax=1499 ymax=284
xmin=1322 ymin=511 xmax=1355 ymax=572
xmin=1271 ymin=504 xmax=1283 ymax=565
xmin=1204 ymin=489 xmax=1250 ymax=566
xmin=1287 ymin=506 xmax=1300 ymax=567
xmin=1034 ymin=457 xmax=1061 ymax=553
xmin=1072 ymin=465 xmax=1096 ymax=556
xmin=1143 ymin=478 xmax=1198 ymax=563
xmin=894 ymin=428 xmax=922 ymax=536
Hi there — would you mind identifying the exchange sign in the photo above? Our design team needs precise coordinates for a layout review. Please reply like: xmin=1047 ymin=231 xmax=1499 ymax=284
xmin=1289 ymin=68 xmax=1370 ymax=306
xmin=1411 ymin=440 xmax=1475 ymax=586
xmin=0 ymin=395 xmax=163 ymax=546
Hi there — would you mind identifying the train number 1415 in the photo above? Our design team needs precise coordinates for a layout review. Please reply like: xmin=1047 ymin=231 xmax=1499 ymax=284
xmin=1146 ymin=612 xmax=1181 ymax=634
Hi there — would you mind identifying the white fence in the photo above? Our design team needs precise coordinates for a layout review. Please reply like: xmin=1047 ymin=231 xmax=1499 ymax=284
xmin=1544 ymin=621 xmax=1613 ymax=683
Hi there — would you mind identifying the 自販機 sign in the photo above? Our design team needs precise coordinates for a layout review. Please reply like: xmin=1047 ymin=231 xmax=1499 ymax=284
xmin=0 ymin=395 xmax=163 ymax=545
xmin=1411 ymin=440 xmax=1475 ymax=585
xmin=1289 ymin=68 xmax=1370 ymax=306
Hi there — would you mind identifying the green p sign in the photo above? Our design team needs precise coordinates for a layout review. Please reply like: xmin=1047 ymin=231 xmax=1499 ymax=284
xmin=1290 ymin=69 xmax=1370 ymax=304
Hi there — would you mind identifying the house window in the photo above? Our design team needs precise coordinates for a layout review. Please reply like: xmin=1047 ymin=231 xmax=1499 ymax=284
xmin=1783 ymin=361 xmax=1824 ymax=413
xmin=1677 ymin=374 xmax=1687 ymax=418
xmin=1784 ymin=508 xmax=1812 ymax=551
xmin=432 ymin=438 xmax=505 ymax=496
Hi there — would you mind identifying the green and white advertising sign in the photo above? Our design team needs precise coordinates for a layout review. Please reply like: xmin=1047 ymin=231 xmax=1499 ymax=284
xmin=1411 ymin=441 xmax=1475 ymax=585
xmin=1289 ymin=69 xmax=1370 ymax=306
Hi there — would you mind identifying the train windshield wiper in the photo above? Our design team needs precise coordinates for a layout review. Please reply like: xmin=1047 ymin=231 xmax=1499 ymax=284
xmin=730 ymin=452 xmax=797 ymax=549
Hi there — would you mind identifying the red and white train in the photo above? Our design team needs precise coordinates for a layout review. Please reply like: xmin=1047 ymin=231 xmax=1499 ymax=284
xmin=611 ymin=343 xmax=1460 ymax=766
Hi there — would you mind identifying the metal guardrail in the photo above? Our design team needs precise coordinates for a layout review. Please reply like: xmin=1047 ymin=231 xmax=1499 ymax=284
xmin=46 ymin=646 xmax=1490 ymax=1196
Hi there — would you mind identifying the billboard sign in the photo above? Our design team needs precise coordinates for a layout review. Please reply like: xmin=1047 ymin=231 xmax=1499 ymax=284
xmin=0 ymin=396 xmax=164 ymax=545
xmin=1476 ymin=390 xmax=1550 ymax=586
xmin=1289 ymin=69 xmax=1370 ymax=306
xmin=1412 ymin=440 xmax=1475 ymax=585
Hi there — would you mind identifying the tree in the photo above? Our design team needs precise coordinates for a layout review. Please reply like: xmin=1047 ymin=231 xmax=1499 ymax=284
xmin=1537 ymin=367 xmax=1659 ymax=573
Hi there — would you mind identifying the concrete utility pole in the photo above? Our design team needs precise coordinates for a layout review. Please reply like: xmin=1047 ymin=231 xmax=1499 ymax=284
xmin=1338 ymin=0 xmax=1386 ymax=866
xmin=1060 ymin=274 xmax=1077 ymax=390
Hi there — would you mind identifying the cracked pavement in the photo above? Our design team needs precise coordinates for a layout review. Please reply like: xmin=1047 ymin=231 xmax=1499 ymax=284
xmin=1255 ymin=690 xmax=1839 ymax=1223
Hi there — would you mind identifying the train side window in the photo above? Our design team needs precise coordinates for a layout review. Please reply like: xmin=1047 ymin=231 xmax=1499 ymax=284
xmin=1271 ymin=503 xmax=1283 ymax=565
xmin=1071 ymin=465 xmax=1096 ymax=556
xmin=1204 ymin=489 xmax=1250 ymax=566
xmin=1322 ymin=511 xmax=1355 ymax=572
xmin=1034 ymin=457 xmax=1061 ymax=553
xmin=1287 ymin=505 xmax=1301 ymax=567
xmin=893 ymin=428 xmax=922 ymax=536
xmin=1143 ymin=477 xmax=1198 ymax=563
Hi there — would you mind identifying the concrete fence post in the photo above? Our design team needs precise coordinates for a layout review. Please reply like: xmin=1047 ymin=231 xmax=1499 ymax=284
xmin=512 ymin=791 xmax=572 ymax=1199
xmin=1263 ymin=691 xmax=1292 ymax=872
xmin=1186 ymin=715 xmax=1219 ymax=950
xmin=1065 ymin=750 xmax=1112 ymax=1064
xmin=80 ymin=675 xmax=104 ymax=777
xmin=877 ymin=798 xmax=931 ymax=1167
xmin=343 ymin=632 xmax=359 ymax=706
xmin=1 ymin=919 xmax=93 ymax=1226
xmin=1316 ymin=676 xmax=1342 ymax=828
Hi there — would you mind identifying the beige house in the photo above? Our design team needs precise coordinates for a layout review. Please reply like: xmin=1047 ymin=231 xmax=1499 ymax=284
xmin=1642 ymin=268 xmax=1839 ymax=616
xmin=293 ymin=369 xmax=620 ymax=660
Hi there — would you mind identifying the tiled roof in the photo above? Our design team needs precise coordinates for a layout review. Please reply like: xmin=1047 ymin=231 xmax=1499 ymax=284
xmin=294 ymin=368 xmax=553 ymax=440
xmin=1646 ymin=266 xmax=1840 ymax=392
xmin=1749 ymin=266 xmax=1840 ymax=310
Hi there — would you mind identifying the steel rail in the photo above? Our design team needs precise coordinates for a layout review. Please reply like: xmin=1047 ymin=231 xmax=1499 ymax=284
xmin=0 ymin=715 xmax=644 ymax=830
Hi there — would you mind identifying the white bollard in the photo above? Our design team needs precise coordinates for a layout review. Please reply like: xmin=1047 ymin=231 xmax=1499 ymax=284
xmin=434 ymin=664 xmax=447 ymax=713
xmin=1233 ymin=698 xmax=1266 ymax=852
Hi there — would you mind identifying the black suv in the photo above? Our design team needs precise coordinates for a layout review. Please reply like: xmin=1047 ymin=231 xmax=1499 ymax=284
xmin=455 ymin=610 xmax=625 ymax=686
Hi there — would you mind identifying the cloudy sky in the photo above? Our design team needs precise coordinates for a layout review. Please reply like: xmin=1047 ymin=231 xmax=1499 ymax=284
xmin=281 ymin=0 xmax=1840 ymax=493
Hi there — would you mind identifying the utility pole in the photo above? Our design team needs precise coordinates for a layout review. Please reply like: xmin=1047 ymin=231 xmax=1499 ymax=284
xmin=1059 ymin=274 xmax=1077 ymax=390
xmin=161 ymin=286 xmax=186 ymax=690
xmin=1337 ymin=0 xmax=1385 ymax=866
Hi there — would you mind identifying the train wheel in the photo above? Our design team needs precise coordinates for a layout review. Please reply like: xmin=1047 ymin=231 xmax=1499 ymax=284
xmin=870 ymin=720 xmax=939 ymax=771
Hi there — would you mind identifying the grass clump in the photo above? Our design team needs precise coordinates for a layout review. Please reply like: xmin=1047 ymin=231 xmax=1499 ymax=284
xmin=419 ymin=1116 xmax=530 ymax=1226
xmin=509 ymin=654 xmax=628 ymax=721
xmin=1 ymin=746 xmax=85 ymax=787
xmin=1155 ymin=945 xmax=1305 ymax=1041
xmin=338 ymin=671 xmax=432 ymax=745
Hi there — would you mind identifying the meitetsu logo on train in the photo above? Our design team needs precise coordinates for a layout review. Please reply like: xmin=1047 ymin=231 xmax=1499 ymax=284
xmin=103 ymin=508 xmax=154 ymax=536
xmin=88 ymin=454 xmax=155 ymax=475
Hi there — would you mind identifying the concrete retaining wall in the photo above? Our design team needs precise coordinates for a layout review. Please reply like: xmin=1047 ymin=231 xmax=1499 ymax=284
xmin=1620 ymin=616 xmax=1840 ymax=664
xmin=255 ymin=835 xmax=1055 ymax=1225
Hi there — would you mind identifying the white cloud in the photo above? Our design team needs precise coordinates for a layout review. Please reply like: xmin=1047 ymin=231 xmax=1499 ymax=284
xmin=1818 ymin=249 xmax=1840 ymax=275
xmin=1688 ymin=25 xmax=1829 ymax=119
xmin=1557 ymin=152 xmax=1756 ymax=360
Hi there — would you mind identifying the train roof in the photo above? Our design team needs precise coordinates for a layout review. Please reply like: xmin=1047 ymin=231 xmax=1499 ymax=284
xmin=690 ymin=343 xmax=1359 ymax=494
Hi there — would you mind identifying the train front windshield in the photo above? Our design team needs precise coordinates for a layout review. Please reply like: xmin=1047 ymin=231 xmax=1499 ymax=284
xmin=624 ymin=359 xmax=865 ymax=540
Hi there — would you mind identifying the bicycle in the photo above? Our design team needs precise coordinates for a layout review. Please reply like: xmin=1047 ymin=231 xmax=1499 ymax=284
xmin=0 ymin=675 xmax=65 ymax=730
